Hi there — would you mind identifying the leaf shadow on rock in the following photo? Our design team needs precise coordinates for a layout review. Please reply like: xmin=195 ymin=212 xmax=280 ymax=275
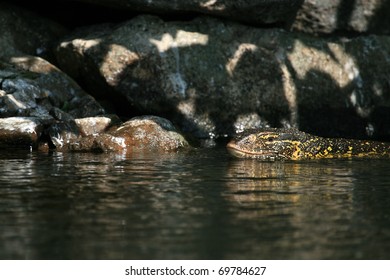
xmin=56 ymin=1 xmax=390 ymax=141
xmin=288 ymin=0 xmax=390 ymax=139
xmin=284 ymin=33 xmax=390 ymax=139
xmin=69 ymin=17 xmax=293 ymax=139
xmin=335 ymin=0 xmax=357 ymax=33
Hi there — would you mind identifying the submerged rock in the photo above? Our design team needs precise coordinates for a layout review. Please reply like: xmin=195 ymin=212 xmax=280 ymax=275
xmin=56 ymin=15 xmax=390 ymax=139
xmin=69 ymin=116 xmax=190 ymax=153
xmin=0 ymin=117 xmax=43 ymax=148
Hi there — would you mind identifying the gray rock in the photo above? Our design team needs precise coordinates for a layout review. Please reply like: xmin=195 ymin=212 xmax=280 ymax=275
xmin=0 ymin=57 xmax=108 ymax=150
xmin=0 ymin=2 xmax=68 ymax=59
xmin=47 ymin=121 xmax=81 ymax=150
xmin=0 ymin=3 xmax=125 ymax=150
xmin=56 ymin=15 xmax=390 ymax=139
xmin=0 ymin=117 xmax=43 ymax=148
xmin=65 ymin=0 xmax=303 ymax=26
xmin=293 ymin=0 xmax=390 ymax=35
xmin=0 ymin=57 xmax=105 ymax=120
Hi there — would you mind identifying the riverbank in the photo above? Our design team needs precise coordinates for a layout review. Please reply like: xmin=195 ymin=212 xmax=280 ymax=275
xmin=1 ymin=1 xmax=390 ymax=152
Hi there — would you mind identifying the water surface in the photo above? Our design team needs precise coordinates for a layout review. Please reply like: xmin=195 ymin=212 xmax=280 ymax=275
xmin=1 ymin=147 xmax=390 ymax=259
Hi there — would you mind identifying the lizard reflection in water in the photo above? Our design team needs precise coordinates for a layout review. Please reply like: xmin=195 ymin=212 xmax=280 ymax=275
xmin=227 ymin=128 xmax=390 ymax=160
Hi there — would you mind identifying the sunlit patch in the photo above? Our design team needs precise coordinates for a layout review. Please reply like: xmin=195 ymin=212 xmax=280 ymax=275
xmin=248 ymin=134 xmax=257 ymax=143
xmin=258 ymin=133 xmax=279 ymax=140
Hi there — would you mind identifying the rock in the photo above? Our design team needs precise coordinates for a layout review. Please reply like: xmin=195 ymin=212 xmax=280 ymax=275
xmin=7 ymin=56 xmax=105 ymax=119
xmin=0 ymin=117 xmax=43 ymax=148
xmin=65 ymin=0 xmax=303 ymax=26
xmin=69 ymin=115 xmax=190 ymax=153
xmin=0 ymin=3 xmax=104 ymax=119
xmin=0 ymin=56 xmax=108 ymax=150
xmin=46 ymin=115 xmax=121 ymax=150
xmin=46 ymin=121 xmax=81 ymax=150
xmin=56 ymin=15 xmax=390 ymax=139
xmin=112 ymin=116 xmax=189 ymax=151
xmin=0 ymin=57 xmax=106 ymax=139
xmin=69 ymin=134 xmax=127 ymax=153
xmin=292 ymin=0 xmax=390 ymax=35
xmin=0 ymin=2 xmax=68 ymax=59
xmin=75 ymin=115 xmax=120 ymax=136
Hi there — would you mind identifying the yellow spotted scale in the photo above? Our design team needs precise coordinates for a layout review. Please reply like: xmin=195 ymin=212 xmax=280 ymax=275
xmin=227 ymin=128 xmax=390 ymax=160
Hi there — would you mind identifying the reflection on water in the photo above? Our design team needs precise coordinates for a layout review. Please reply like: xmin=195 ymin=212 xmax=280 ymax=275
xmin=1 ymin=147 xmax=390 ymax=259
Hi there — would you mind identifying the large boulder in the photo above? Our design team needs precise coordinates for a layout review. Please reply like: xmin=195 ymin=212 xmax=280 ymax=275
xmin=292 ymin=0 xmax=390 ymax=35
xmin=56 ymin=15 xmax=390 ymax=140
xmin=62 ymin=0 xmax=303 ymax=26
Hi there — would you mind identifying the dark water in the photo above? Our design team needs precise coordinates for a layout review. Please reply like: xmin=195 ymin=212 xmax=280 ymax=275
xmin=1 ymin=146 xmax=390 ymax=260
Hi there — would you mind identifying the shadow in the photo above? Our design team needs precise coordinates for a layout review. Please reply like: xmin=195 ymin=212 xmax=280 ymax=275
xmin=50 ymin=1 xmax=390 ymax=142
xmin=367 ymin=1 xmax=390 ymax=34
xmin=67 ymin=17 xmax=292 ymax=139
xmin=4 ymin=2 xmax=390 ymax=261
xmin=336 ymin=0 xmax=357 ymax=32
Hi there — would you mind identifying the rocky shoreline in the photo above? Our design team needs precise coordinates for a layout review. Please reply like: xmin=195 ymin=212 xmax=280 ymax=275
xmin=1 ymin=1 xmax=390 ymax=153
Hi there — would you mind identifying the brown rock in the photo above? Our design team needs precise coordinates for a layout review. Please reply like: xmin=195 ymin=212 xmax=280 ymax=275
xmin=0 ymin=117 xmax=43 ymax=148
xmin=69 ymin=115 xmax=190 ymax=153
xmin=75 ymin=116 xmax=117 ymax=136
xmin=111 ymin=116 xmax=189 ymax=151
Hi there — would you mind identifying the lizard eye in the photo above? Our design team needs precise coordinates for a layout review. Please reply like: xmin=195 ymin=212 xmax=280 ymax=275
xmin=267 ymin=137 xmax=276 ymax=142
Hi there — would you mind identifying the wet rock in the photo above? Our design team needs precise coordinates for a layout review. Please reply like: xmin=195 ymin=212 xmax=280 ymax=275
xmin=0 ymin=117 xmax=43 ymax=148
xmin=49 ymin=107 xmax=75 ymax=122
xmin=67 ymin=0 xmax=303 ymax=26
xmin=111 ymin=116 xmax=189 ymax=151
xmin=293 ymin=0 xmax=390 ymax=35
xmin=0 ymin=2 xmax=68 ymax=59
xmin=0 ymin=56 xmax=108 ymax=149
xmin=69 ymin=134 xmax=127 ymax=153
xmin=56 ymin=15 xmax=390 ymax=139
xmin=47 ymin=121 xmax=81 ymax=150
xmin=0 ymin=2 xmax=123 ymax=150
xmin=74 ymin=116 xmax=119 ymax=136
xmin=46 ymin=115 xmax=121 ymax=150
xmin=70 ymin=116 xmax=189 ymax=153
